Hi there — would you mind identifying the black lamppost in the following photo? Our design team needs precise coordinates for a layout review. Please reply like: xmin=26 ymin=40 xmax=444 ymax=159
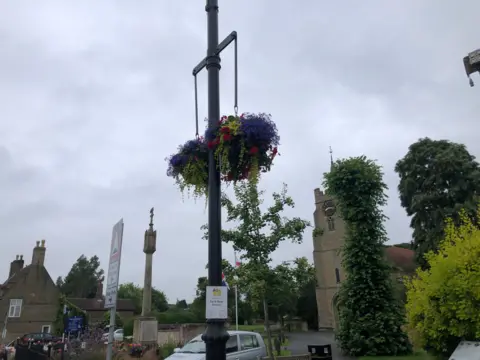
xmin=192 ymin=1 xmax=237 ymax=360
xmin=463 ymin=48 xmax=480 ymax=87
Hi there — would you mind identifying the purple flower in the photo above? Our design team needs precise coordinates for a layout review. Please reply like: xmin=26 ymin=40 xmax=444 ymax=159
xmin=239 ymin=113 xmax=280 ymax=148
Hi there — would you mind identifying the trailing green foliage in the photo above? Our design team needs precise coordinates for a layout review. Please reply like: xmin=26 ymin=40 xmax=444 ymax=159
xmin=324 ymin=156 xmax=412 ymax=357
xmin=395 ymin=138 xmax=480 ymax=268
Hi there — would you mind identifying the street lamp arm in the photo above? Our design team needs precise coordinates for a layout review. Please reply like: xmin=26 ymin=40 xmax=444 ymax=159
xmin=193 ymin=31 xmax=237 ymax=76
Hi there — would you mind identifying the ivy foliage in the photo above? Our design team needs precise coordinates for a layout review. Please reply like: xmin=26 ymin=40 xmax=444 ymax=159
xmin=405 ymin=209 xmax=480 ymax=358
xmin=324 ymin=156 xmax=412 ymax=357
xmin=54 ymin=295 xmax=87 ymax=335
xmin=395 ymin=138 xmax=480 ymax=268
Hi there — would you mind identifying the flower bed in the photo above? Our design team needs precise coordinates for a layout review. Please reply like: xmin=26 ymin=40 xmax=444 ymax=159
xmin=167 ymin=113 xmax=279 ymax=196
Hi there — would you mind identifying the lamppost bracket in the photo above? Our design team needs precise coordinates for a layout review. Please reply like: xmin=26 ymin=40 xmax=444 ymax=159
xmin=192 ymin=31 xmax=237 ymax=76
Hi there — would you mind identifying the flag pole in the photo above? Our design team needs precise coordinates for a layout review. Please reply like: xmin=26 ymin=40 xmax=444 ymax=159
xmin=235 ymin=284 xmax=239 ymax=331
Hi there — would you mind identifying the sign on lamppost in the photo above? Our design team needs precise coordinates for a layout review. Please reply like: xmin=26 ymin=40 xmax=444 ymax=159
xmin=105 ymin=219 xmax=124 ymax=360
xmin=463 ymin=48 xmax=480 ymax=87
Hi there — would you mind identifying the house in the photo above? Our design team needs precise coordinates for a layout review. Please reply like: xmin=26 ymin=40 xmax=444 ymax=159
xmin=312 ymin=188 xmax=416 ymax=330
xmin=0 ymin=240 xmax=60 ymax=342
xmin=67 ymin=281 xmax=135 ymax=324
xmin=0 ymin=241 xmax=135 ymax=341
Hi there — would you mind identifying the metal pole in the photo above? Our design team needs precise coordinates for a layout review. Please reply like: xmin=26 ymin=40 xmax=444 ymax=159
xmin=105 ymin=308 xmax=116 ymax=360
xmin=235 ymin=285 xmax=239 ymax=331
xmin=201 ymin=0 xmax=229 ymax=359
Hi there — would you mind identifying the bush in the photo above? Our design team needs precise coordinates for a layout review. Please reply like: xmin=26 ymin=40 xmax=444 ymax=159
xmin=156 ymin=309 xmax=201 ymax=324
xmin=405 ymin=209 xmax=480 ymax=357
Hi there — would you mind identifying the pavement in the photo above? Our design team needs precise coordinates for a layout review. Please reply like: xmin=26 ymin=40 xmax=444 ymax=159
xmin=286 ymin=331 xmax=356 ymax=360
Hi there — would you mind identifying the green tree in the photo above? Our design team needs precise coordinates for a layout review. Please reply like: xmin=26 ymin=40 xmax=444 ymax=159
xmin=405 ymin=209 xmax=480 ymax=358
xmin=324 ymin=156 xmax=411 ymax=357
xmin=392 ymin=242 xmax=412 ymax=250
xmin=103 ymin=310 xmax=123 ymax=328
xmin=189 ymin=276 xmax=208 ymax=322
xmin=395 ymin=138 xmax=480 ymax=268
xmin=117 ymin=282 xmax=168 ymax=314
xmin=291 ymin=258 xmax=317 ymax=329
xmin=118 ymin=283 xmax=143 ymax=314
xmin=203 ymin=181 xmax=310 ymax=357
xmin=203 ymin=182 xmax=310 ymax=263
xmin=59 ymin=255 xmax=104 ymax=298
xmin=152 ymin=288 xmax=169 ymax=312
xmin=176 ymin=299 xmax=188 ymax=309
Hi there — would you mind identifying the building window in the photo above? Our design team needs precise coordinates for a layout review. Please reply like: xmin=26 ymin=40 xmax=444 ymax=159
xmin=8 ymin=299 xmax=22 ymax=318
xmin=327 ymin=217 xmax=335 ymax=231
xmin=42 ymin=325 xmax=51 ymax=334
xmin=335 ymin=268 xmax=341 ymax=284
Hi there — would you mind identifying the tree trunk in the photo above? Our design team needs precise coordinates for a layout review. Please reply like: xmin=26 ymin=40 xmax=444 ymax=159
xmin=263 ymin=297 xmax=275 ymax=360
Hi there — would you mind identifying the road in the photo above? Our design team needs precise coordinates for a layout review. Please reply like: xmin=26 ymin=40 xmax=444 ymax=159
xmin=286 ymin=331 xmax=356 ymax=360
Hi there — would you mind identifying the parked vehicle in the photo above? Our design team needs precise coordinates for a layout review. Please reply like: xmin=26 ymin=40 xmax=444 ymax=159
xmin=20 ymin=333 xmax=61 ymax=343
xmin=166 ymin=331 xmax=267 ymax=360
xmin=101 ymin=329 xmax=124 ymax=342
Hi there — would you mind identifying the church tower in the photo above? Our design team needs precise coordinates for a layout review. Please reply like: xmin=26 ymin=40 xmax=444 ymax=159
xmin=312 ymin=149 xmax=346 ymax=330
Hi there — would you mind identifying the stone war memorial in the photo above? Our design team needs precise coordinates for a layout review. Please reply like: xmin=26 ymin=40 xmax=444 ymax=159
xmin=133 ymin=208 xmax=158 ymax=345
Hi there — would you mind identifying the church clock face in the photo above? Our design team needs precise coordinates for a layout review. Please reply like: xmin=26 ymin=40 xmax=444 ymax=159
xmin=323 ymin=200 xmax=336 ymax=217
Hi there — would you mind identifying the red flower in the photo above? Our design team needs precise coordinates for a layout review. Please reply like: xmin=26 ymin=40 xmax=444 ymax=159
xmin=223 ymin=134 xmax=232 ymax=141
xmin=207 ymin=139 xmax=220 ymax=149
xmin=220 ymin=126 xmax=230 ymax=134
xmin=271 ymin=147 xmax=278 ymax=159
xmin=249 ymin=146 xmax=259 ymax=155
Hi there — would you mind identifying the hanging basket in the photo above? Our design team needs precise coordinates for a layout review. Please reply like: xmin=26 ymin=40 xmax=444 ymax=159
xmin=166 ymin=138 xmax=209 ymax=197
xmin=206 ymin=113 xmax=279 ymax=182
xmin=166 ymin=113 xmax=280 ymax=196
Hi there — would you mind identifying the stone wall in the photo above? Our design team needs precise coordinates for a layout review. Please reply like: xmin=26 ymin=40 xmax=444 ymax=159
xmin=157 ymin=323 xmax=205 ymax=345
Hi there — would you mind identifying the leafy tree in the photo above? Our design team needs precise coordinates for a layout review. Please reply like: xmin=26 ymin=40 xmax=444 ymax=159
xmin=176 ymin=299 xmax=188 ymax=309
xmin=152 ymin=288 xmax=169 ymax=312
xmin=405 ymin=209 xmax=480 ymax=358
xmin=103 ymin=311 xmax=123 ymax=328
xmin=291 ymin=258 xmax=317 ymax=329
xmin=118 ymin=283 xmax=143 ymax=314
xmin=203 ymin=182 xmax=310 ymax=263
xmin=59 ymin=255 xmax=104 ymax=298
xmin=117 ymin=282 xmax=168 ymax=314
xmin=395 ymin=138 xmax=480 ymax=268
xmin=324 ymin=156 xmax=411 ymax=357
xmin=189 ymin=276 xmax=208 ymax=322
xmin=392 ymin=243 xmax=412 ymax=250
xmin=202 ymin=182 xmax=310 ymax=357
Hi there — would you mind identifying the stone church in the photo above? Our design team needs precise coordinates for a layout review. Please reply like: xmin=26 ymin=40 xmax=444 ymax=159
xmin=312 ymin=188 xmax=415 ymax=330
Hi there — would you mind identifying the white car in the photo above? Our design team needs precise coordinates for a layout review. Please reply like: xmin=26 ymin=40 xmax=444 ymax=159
xmin=102 ymin=329 xmax=124 ymax=342
xmin=166 ymin=331 xmax=267 ymax=360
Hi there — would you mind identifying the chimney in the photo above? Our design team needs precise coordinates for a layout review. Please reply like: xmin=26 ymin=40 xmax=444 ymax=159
xmin=31 ymin=240 xmax=46 ymax=267
xmin=8 ymin=255 xmax=24 ymax=278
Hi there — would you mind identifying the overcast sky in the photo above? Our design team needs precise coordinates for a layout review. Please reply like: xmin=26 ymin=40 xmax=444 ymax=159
xmin=0 ymin=1 xmax=479 ymax=303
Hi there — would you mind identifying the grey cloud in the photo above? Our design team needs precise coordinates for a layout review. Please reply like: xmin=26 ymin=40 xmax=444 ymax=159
xmin=0 ymin=0 xmax=479 ymax=301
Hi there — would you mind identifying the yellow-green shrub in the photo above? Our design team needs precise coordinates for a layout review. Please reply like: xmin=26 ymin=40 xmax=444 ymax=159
xmin=405 ymin=209 xmax=480 ymax=357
